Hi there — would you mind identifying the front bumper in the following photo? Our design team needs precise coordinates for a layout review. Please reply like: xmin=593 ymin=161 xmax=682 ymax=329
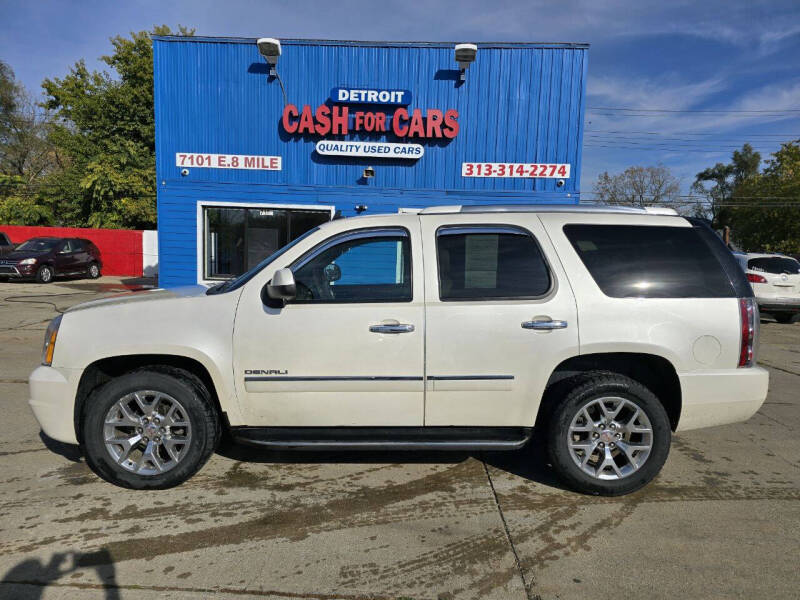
xmin=677 ymin=366 xmax=769 ymax=431
xmin=28 ymin=365 xmax=81 ymax=444
xmin=0 ymin=262 xmax=36 ymax=277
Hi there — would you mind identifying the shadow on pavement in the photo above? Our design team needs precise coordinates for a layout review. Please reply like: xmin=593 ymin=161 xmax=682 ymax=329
xmin=216 ymin=440 xmax=470 ymax=465
xmin=480 ymin=439 xmax=572 ymax=492
xmin=0 ymin=549 xmax=119 ymax=600
xmin=216 ymin=437 xmax=572 ymax=491
xmin=39 ymin=431 xmax=83 ymax=462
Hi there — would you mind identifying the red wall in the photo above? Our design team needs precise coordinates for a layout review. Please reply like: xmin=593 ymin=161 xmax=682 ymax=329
xmin=0 ymin=225 xmax=144 ymax=277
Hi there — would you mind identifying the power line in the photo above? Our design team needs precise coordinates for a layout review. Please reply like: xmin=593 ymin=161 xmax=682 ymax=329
xmin=584 ymin=134 xmax=796 ymax=144
xmin=585 ymin=129 xmax=800 ymax=137
xmin=583 ymin=140 xmax=786 ymax=149
xmin=587 ymin=113 xmax=800 ymax=118
xmin=582 ymin=192 xmax=800 ymax=200
xmin=588 ymin=106 xmax=800 ymax=114
xmin=583 ymin=144 xmax=756 ymax=153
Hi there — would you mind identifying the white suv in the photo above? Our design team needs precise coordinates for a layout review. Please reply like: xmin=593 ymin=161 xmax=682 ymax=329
xmin=28 ymin=205 xmax=768 ymax=495
xmin=743 ymin=253 xmax=800 ymax=323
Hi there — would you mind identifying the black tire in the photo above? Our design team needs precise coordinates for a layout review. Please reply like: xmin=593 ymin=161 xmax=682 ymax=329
xmin=36 ymin=265 xmax=54 ymax=283
xmin=774 ymin=313 xmax=795 ymax=324
xmin=546 ymin=372 xmax=671 ymax=496
xmin=81 ymin=367 xmax=220 ymax=489
xmin=87 ymin=261 xmax=101 ymax=279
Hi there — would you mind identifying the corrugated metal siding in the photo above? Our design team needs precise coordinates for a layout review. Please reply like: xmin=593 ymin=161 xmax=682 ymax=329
xmin=153 ymin=38 xmax=588 ymax=286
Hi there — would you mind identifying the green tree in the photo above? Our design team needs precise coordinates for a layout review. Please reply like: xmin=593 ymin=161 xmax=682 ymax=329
xmin=592 ymin=165 xmax=681 ymax=208
xmin=0 ymin=174 xmax=53 ymax=224
xmin=0 ymin=61 xmax=57 ymax=224
xmin=726 ymin=142 xmax=800 ymax=253
xmin=691 ymin=143 xmax=761 ymax=228
xmin=41 ymin=25 xmax=193 ymax=229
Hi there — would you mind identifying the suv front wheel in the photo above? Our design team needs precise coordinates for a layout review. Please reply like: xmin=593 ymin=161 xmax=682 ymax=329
xmin=547 ymin=372 xmax=671 ymax=496
xmin=82 ymin=367 xmax=220 ymax=489
xmin=36 ymin=265 xmax=54 ymax=283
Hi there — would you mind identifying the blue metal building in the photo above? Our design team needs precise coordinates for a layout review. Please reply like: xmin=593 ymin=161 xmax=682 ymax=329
xmin=153 ymin=37 xmax=589 ymax=287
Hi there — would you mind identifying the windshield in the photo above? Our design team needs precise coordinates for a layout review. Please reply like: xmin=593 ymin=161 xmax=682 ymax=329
xmin=206 ymin=226 xmax=321 ymax=294
xmin=16 ymin=238 xmax=60 ymax=252
xmin=748 ymin=257 xmax=800 ymax=275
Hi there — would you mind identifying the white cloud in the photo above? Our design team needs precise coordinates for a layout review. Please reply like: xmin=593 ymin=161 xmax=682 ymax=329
xmin=589 ymin=75 xmax=726 ymax=111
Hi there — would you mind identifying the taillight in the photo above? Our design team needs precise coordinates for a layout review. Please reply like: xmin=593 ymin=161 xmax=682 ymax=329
xmin=747 ymin=273 xmax=767 ymax=284
xmin=738 ymin=298 xmax=757 ymax=368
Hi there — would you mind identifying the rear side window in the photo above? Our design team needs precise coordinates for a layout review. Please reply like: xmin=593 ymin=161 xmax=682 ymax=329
xmin=564 ymin=224 xmax=735 ymax=298
xmin=748 ymin=257 xmax=800 ymax=275
xmin=437 ymin=226 xmax=551 ymax=300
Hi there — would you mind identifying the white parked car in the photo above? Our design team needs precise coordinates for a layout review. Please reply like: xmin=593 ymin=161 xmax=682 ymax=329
xmin=28 ymin=205 xmax=768 ymax=495
xmin=744 ymin=253 xmax=800 ymax=324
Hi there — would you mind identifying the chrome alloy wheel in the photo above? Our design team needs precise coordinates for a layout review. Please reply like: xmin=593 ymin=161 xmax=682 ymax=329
xmin=88 ymin=263 xmax=99 ymax=278
xmin=103 ymin=390 xmax=192 ymax=476
xmin=567 ymin=396 xmax=653 ymax=480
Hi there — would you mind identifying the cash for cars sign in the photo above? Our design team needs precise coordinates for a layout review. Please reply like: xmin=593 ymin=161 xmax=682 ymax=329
xmin=282 ymin=87 xmax=458 ymax=160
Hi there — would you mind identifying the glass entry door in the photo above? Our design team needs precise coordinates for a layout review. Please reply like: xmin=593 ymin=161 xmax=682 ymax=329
xmin=204 ymin=205 xmax=331 ymax=280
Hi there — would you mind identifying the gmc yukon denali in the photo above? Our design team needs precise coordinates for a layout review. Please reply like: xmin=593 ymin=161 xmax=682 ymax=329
xmin=28 ymin=205 xmax=768 ymax=495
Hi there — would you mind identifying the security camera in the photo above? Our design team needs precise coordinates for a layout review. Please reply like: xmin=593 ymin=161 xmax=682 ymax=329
xmin=556 ymin=179 xmax=566 ymax=187
xmin=257 ymin=38 xmax=281 ymax=76
xmin=454 ymin=43 xmax=477 ymax=68
xmin=363 ymin=167 xmax=375 ymax=178
xmin=181 ymin=168 xmax=189 ymax=177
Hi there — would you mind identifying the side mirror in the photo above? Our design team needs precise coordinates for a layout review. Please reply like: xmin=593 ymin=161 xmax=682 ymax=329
xmin=263 ymin=268 xmax=296 ymax=304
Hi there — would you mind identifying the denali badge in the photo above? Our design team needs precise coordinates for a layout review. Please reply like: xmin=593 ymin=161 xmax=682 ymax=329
xmin=245 ymin=369 xmax=288 ymax=375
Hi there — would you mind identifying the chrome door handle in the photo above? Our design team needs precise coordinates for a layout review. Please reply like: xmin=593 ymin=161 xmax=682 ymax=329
xmin=522 ymin=319 xmax=568 ymax=330
xmin=369 ymin=323 xmax=415 ymax=334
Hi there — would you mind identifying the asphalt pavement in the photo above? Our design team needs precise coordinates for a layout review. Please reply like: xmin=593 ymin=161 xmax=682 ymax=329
xmin=0 ymin=277 xmax=797 ymax=599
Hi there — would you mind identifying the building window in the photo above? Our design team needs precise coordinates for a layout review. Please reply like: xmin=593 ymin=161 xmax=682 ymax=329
xmin=203 ymin=206 xmax=331 ymax=280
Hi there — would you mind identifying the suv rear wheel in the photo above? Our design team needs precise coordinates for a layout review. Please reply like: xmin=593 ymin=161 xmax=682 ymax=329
xmin=87 ymin=262 xmax=101 ymax=279
xmin=81 ymin=367 xmax=220 ymax=489
xmin=547 ymin=372 xmax=671 ymax=496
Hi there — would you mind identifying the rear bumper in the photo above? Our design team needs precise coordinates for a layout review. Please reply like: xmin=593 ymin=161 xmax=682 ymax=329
xmin=28 ymin=365 xmax=81 ymax=445
xmin=757 ymin=297 xmax=800 ymax=313
xmin=677 ymin=366 xmax=769 ymax=432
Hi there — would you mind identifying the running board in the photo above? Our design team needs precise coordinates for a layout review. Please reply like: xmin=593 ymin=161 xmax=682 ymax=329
xmin=229 ymin=426 xmax=533 ymax=451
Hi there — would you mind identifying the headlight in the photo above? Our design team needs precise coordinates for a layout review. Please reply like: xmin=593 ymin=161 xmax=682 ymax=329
xmin=42 ymin=315 xmax=62 ymax=366
xmin=19 ymin=258 xmax=37 ymax=265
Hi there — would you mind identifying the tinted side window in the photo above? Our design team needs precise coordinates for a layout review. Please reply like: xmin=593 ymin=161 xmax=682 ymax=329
xmin=437 ymin=227 xmax=551 ymax=300
xmin=563 ymin=224 xmax=736 ymax=298
xmin=72 ymin=240 xmax=86 ymax=251
xmin=292 ymin=230 xmax=411 ymax=303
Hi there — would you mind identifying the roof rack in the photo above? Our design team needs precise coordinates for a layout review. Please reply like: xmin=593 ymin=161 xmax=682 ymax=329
xmin=418 ymin=204 xmax=678 ymax=216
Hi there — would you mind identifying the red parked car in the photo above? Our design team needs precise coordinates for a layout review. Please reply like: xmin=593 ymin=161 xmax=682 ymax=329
xmin=0 ymin=237 xmax=102 ymax=283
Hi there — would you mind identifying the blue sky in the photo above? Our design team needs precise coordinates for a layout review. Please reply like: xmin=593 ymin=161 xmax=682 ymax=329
xmin=2 ymin=0 xmax=799 ymax=197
